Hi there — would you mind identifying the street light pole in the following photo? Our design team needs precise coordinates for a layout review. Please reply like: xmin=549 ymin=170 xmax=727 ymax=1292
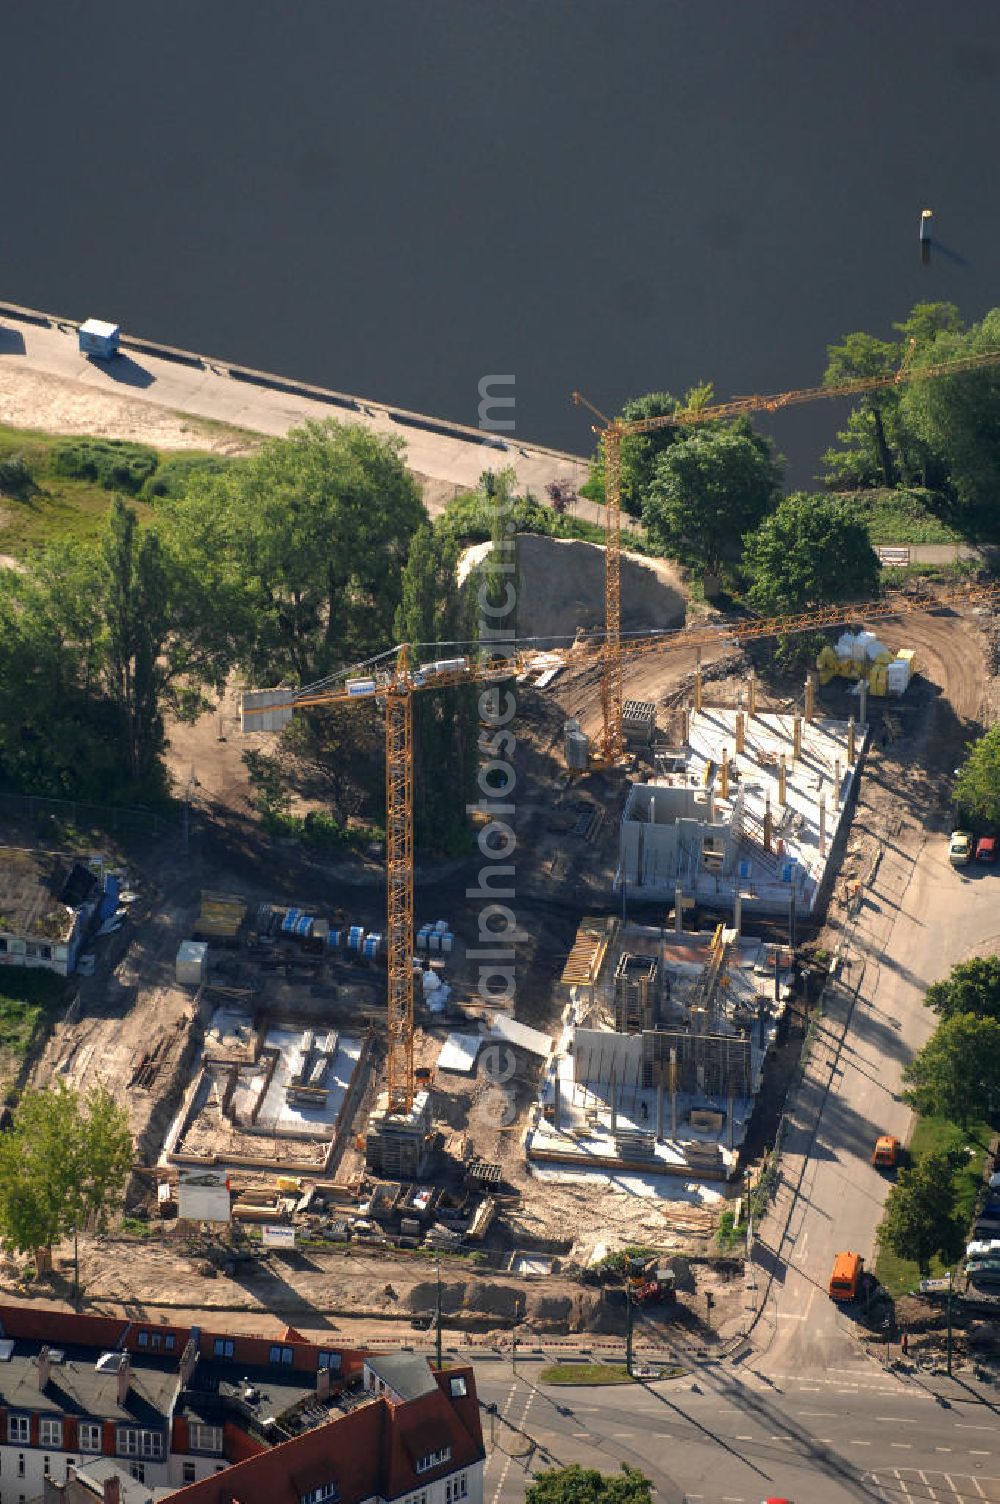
xmin=947 ymin=1267 xmax=953 ymax=1378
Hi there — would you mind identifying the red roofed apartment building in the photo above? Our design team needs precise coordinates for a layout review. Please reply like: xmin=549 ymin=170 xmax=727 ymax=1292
xmin=0 ymin=1305 xmax=483 ymax=1504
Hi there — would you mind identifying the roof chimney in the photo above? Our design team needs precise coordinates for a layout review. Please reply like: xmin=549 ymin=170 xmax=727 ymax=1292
xmin=103 ymin=1475 xmax=121 ymax=1504
xmin=38 ymin=1345 xmax=52 ymax=1390
xmin=179 ymin=1337 xmax=199 ymax=1388
xmin=117 ymin=1352 xmax=131 ymax=1405
xmin=316 ymin=1366 xmax=331 ymax=1402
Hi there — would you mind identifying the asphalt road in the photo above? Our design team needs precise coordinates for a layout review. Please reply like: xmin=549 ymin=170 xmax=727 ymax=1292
xmin=475 ymin=1353 xmax=1000 ymax=1504
xmin=753 ymin=807 xmax=1000 ymax=1380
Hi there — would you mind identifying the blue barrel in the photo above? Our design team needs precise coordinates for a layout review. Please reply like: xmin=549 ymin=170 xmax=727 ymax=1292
xmin=296 ymin=914 xmax=314 ymax=938
xmin=282 ymin=907 xmax=300 ymax=934
xmin=328 ymin=929 xmax=342 ymax=949
xmin=348 ymin=925 xmax=365 ymax=951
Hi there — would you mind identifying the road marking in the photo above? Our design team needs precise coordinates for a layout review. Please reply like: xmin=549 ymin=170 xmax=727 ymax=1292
xmin=877 ymin=1416 xmax=919 ymax=1424
xmin=956 ymin=1424 xmax=994 ymax=1431
xmin=777 ymin=1312 xmax=806 ymax=1320
xmin=971 ymin=1478 xmax=987 ymax=1499
xmin=736 ymin=1434 xmax=754 ymax=1441
xmin=891 ymin=1444 xmax=912 ymax=1450
xmin=970 ymin=1451 xmax=992 ymax=1457
xmin=850 ymin=1440 xmax=873 ymax=1446
xmin=573 ymin=1431 xmax=589 ymax=1438
xmin=797 ymin=1410 xmax=837 ymax=1417
xmin=770 ymin=1435 xmax=789 ymax=1442
xmin=935 ymin=1447 xmax=953 ymax=1453
xmin=722 ymin=1497 xmax=745 ymax=1502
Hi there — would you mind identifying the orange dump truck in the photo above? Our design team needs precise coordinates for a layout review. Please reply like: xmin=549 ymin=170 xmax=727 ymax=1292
xmin=829 ymin=1251 xmax=864 ymax=1301
xmin=873 ymin=1135 xmax=900 ymax=1169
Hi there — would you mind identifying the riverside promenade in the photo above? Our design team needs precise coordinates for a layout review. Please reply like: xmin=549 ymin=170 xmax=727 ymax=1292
xmin=0 ymin=300 xmax=592 ymax=516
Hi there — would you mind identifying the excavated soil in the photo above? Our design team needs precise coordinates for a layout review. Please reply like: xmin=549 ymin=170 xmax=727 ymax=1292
xmin=461 ymin=533 xmax=687 ymax=645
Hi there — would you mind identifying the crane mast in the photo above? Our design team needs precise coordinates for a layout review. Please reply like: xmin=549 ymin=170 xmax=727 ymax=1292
xmin=602 ymin=424 xmax=624 ymax=763
xmin=384 ymin=669 xmax=415 ymax=1114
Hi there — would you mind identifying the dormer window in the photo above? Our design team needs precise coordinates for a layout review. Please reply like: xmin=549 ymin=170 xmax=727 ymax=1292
xmin=415 ymin=1446 xmax=451 ymax=1475
xmin=300 ymin=1483 xmax=339 ymax=1504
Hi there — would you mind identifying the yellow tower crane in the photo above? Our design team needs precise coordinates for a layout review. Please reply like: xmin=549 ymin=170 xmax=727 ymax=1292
xmin=242 ymin=575 xmax=1000 ymax=1117
xmin=574 ymin=341 xmax=1000 ymax=762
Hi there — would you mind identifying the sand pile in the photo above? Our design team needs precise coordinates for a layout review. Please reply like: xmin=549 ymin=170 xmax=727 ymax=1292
xmin=460 ymin=533 xmax=686 ymax=645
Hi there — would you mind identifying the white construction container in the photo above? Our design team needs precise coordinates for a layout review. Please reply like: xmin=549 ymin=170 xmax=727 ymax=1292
xmin=175 ymin=939 xmax=208 ymax=987
xmin=887 ymin=649 xmax=915 ymax=695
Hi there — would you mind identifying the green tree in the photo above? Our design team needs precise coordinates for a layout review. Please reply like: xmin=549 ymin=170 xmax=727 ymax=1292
xmin=526 ymin=1465 xmax=653 ymax=1504
xmin=902 ymin=1014 xmax=1000 ymax=1126
xmin=877 ymin=1151 xmax=963 ymax=1275
xmin=899 ymin=306 xmax=1000 ymax=532
xmin=98 ymin=499 xmax=172 ymax=783
xmin=171 ymin=419 xmax=426 ymax=684
xmin=396 ymin=523 xmax=478 ymax=852
xmin=0 ymin=500 xmax=232 ymax=801
xmin=581 ymin=386 xmax=718 ymax=515
xmin=643 ymin=426 xmax=783 ymax=578
xmin=953 ymin=726 xmax=1000 ymax=829
xmin=743 ymin=493 xmax=881 ymax=615
xmin=925 ymin=956 xmax=1000 ymax=1024
xmin=0 ymin=1084 xmax=133 ymax=1289
xmin=822 ymin=331 xmax=902 ymax=488
xmin=821 ymin=304 xmax=962 ymax=490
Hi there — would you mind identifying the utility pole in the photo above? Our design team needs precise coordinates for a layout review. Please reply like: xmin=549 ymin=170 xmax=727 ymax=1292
xmin=947 ymin=1267 xmax=953 ymax=1377
xmin=625 ymin=1290 xmax=634 ymax=1378
xmin=745 ymin=1167 xmax=753 ymax=1257
xmin=435 ymin=1258 xmax=443 ymax=1370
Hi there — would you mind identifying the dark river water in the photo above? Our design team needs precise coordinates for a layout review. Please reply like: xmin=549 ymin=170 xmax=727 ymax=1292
xmin=5 ymin=0 xmax=1000 ymax=486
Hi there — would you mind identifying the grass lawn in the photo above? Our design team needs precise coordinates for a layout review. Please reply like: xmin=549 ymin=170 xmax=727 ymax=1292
xmin=0 ymin=966 xmax=69 ymax=1077
xmin=539 ymin=1362 xmax=634 ymax=1386
xmin=836 ymin=489 xmax=964 ymax=546
xmin=874 ymin=1114 xmax=992 ymax=1297
xmin=0 ymin=424 xmax=240 ymax=556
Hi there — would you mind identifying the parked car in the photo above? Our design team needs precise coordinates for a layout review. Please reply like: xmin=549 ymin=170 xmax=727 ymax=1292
xmin=976 ymin=836 xmax=997 ymax=864
xmin=949 ymin=830 xmax=973 ymax=865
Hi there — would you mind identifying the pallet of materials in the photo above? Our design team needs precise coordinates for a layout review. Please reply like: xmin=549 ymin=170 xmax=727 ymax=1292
xmin=195 ymin=890 xmax=246 ymax=939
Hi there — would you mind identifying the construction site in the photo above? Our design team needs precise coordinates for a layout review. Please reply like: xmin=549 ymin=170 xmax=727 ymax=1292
xmin=2 ymin=352 xmax=999 ymax=1347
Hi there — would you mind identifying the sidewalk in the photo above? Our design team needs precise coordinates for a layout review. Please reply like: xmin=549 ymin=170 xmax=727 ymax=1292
xmin=0 ymin=301 xmax=593 ymax=517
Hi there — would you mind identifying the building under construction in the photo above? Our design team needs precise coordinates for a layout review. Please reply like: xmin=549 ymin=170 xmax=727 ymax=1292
xmin=526 ymin=918 xmax=793 ymax=1181
xmin=619 ymin=691 xmax=867 ymax=916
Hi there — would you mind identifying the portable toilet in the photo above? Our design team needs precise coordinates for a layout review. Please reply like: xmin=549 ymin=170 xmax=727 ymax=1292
xmin=78 ymin=318 xmax=120 ymax=360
